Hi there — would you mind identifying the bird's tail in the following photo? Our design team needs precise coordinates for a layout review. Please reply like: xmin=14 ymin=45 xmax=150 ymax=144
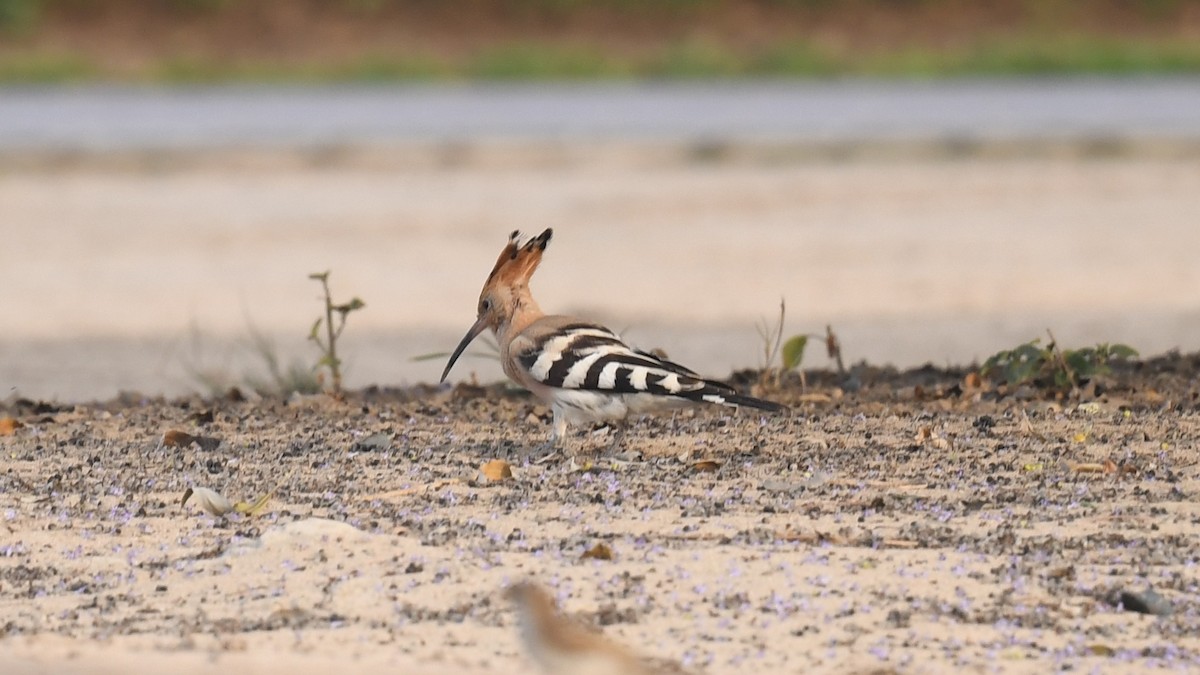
xmin=697 ymin=387 xmax=790 ymax=414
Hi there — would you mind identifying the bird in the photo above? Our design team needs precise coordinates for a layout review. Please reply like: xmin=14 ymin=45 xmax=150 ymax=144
xmin=440 ymin=228 xmax=787 ymax=454
xmin=506 ymin=581 xmax=660 ymax=675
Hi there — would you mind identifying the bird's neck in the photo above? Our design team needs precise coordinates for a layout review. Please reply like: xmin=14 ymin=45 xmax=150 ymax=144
xmin=498 ymin=290 xmax=544 ymax=343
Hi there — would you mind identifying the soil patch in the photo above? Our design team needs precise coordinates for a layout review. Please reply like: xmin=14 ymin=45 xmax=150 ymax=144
xmin=1 ymin=355 xmax=1198 ymax=672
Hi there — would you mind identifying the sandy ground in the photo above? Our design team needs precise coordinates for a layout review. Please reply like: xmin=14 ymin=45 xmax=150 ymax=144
xmin=2 ymin=149 xmax=1200 ymax=401
xmin=1 ymin=358 xmax=1199 ymax=674
xmin=2 ymin=145 xmax=1200 ymax=673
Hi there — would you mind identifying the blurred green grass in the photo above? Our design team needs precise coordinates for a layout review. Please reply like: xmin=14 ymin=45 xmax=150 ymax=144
xmin=11 ymin=37 xmax=1195 ymax=84
xmin=3 ymin=0 xmax=1200 ymax=82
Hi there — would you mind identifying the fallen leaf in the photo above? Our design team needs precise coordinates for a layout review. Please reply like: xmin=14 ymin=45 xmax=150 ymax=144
xmin=915 ymin=425 xmax=954 ymax=450
xmin=963 ymin=372 xmax=982 ymax=389
xmin=161 ymin=429 xmax=222 ymax=451
xmin=1102 ymin=459 xmax=1119 ymax=475
xmin=234 ymin=492 xmax=273 ymax=516
xmin=692 ymin=459 xmax=721 ymax=473
xmin=181 ymin=486 xmax=235 ymax=517
xmin=781 ymin=529 xmax=820 ymax=544
xmin=481 ymin=459 xmax=513 ymax=482
xmin=352 ymin=432 xmax=392 ymax=452
xmin=1072 ymin=462 xmax=1107 ymax=474
xmin=780 ymin=529 xmax=844 ymax=545
xmin=0 ymin=417 xmax=23 ymax=435
xmin=1087 ymin=644 xmax=1115 ymax=657
xmin=580 ymin=542 xmax=613 ymax=561
xmin=161 ymin=430 xmax=197 ymax=448
xmin=1073 ymin=431 xmax=1089 ymax=443
xmin=567 ymin=458 xmax=599 ymax=473
xmin=1022 ymin=463 xmax=1044 ymax=473
xmin=1047 ymin=565 xmax=1075 ymax=580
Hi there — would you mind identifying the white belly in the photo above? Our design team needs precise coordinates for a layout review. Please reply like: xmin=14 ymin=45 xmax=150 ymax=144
xmin=552 ymin=391 xmax=689 ymax=425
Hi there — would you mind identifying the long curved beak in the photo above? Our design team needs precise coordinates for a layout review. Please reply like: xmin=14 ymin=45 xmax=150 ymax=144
xmin=440 ymin=315 xmax=490 ymax=383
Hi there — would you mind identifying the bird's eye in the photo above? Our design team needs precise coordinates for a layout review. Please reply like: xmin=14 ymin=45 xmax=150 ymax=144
xmin=480 ymin=299 xmax=492 ymax=312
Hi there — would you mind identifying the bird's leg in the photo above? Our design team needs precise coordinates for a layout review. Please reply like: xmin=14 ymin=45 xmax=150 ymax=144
xmin=604 ymin=421 xmax=628 ymax=456
xmin=532 ymin=407 xmax=568 ymax=464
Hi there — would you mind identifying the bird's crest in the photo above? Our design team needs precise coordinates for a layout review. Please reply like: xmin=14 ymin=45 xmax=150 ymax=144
xmin=484 ymin=228 xmax=553 ymax=291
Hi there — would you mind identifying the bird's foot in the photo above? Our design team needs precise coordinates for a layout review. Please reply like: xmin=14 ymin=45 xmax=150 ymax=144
xmin=530 ymin=438 xmax=562 ymax=465
xmin=600 ymin=423 xmax=643 ymax=463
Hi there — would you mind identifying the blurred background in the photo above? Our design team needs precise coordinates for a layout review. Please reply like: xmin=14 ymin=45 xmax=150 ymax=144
xmin=1 ymin=0 xmax=1199 ymax=400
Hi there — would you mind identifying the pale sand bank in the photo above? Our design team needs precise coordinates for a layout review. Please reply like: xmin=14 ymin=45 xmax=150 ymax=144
xmin=2 ymin=154 xmax=1198 ymax=399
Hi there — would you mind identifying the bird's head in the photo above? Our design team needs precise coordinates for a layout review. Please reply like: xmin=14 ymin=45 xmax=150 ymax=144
xmin=441 ymin=228 xmax=552 ymax=382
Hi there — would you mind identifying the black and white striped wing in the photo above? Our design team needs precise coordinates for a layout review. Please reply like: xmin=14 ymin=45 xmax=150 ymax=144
xmin=515 ymin=323 xmax=784 ymax=412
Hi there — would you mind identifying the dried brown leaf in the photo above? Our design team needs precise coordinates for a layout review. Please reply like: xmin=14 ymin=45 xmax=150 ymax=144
xmin=0 ymin=417 xmax=23 ymax=435
xmin=580 ymin=542 xmax=613 ymax=561
xmin=692 ymin=459 xmax=721 ymax=473
xmin=161 ymin=430 xmax=197 ymax=448
xmin=481 ymin=459 xmax=513 ymax=482
xmin=1047 ymin=565 xmax=1075 ymax=580
xmin=781 ymin=528 xmax=845 ymax=545
xmin=781 ymin=529 xmax=821 ymax=544
xmin=963 ymin=371 xmax=982 ymax=389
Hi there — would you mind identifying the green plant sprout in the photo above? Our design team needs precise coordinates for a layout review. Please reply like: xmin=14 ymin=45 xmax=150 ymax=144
xmin=308 ymin=271 xmax=365 ymax=395
xmin=756 ymin=299 xmax=836 ymax=391
xmin=981 ymin=330 xmax=1137 ymax=393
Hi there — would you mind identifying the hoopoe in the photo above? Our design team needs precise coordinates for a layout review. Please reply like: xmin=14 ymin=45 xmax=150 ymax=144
xmin=506 ymin=581 xmax=661 ymax=675
xmin=440 ymin=229 xmax=787 ymax=451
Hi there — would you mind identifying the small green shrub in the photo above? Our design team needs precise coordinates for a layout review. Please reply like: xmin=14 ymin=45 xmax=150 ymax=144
xmin=308 ymin=271 xmax=365 ymax=396
xmin=981 ymin=333 xmax=1137 ymax=392
xmin=757 ymin=299 xmax=828 ymax=390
